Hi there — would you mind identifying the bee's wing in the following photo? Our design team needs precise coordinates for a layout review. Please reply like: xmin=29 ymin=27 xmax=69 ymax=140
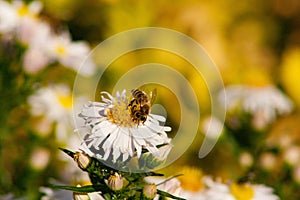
xmin=149 ymin=88 xmax=157 ymax=105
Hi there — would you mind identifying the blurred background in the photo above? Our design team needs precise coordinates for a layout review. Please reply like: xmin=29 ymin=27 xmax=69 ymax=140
xmin=1 ymin=0 xmax=300 ymax=199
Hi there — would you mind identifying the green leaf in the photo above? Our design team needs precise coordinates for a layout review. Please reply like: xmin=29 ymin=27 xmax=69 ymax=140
xmin=157 ymin=190 xmax=186 ymax=200
xmin=59 ymin=148 xmax=75 ymax=158
xmin=49 ymin=184 xmax=109 ymax=193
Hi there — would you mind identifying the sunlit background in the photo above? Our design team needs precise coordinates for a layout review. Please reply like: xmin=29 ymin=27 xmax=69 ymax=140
xmin=1 ymin=0 xmax=300 ymax=199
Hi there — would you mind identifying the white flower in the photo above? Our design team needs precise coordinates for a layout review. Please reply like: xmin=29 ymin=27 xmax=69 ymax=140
xmin=78 ymin=90 xmax=172 ymax=162
xmin=239 ymin=151 xmax=254 ymax=168
xmin=0 ymin=0 xmax=42 ymax=34
xmin=201 ymin=177 xmax=280 ymax=200
xmin=28 ymin=84 xmax=74 ymax=140
xmin=0 ymin=1 xmax=95 ymax=76
xmin=221 ymin=85 xmax=293 ymax=129
xmin=87 ymin=192 xmax=105 ymax=200
xmin=259 ymin=152 xmax=277 ymax=171
xmin=46 ymin=32 xmax=96 ymax=76
xmin=20 ymin=19 xmax=53 ymax=74
xmin=283 ymin=146 xmax=300 ymax=166
xmin=251 ymin=184 xmax=280 ymax=200
xmin=201 ymin=177 xmax=235 ymax=200
xmin=23 ymin=46 xmax=50 ymax=74
xmin=12 ymin=0 xmax=42 ymax=18
xmin=40 ymin=186 xmax=73 ymax=200
xmin=40 ymin=186 xmax=105 ymax=200
xmin=29 ymin=147 xmax=51 ymax=170
xmin=0 ymin=0 xmax=18 ymax=34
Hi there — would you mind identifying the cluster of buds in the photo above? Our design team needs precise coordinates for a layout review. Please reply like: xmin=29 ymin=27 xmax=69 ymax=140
xmin=54 ymin=148 xmax=185 ymax=200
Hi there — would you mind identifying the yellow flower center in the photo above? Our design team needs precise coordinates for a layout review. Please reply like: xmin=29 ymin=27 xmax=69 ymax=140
xmin=17 ymin=5 xmax=30 ymax=16
xmin=177 ymin=166 xmax=204 ymax=192
xmin=106 ymin=100 xmax=136 ymax=127
xmin=56 ymin=45 xmax=67 ymax=56
xmin=230 ymin=183 xmax=254 ymax=200
xmin=58 ymin=94 xmax=72 ymax=109
xmin=17 ymin=5 xmax=37 ymax=18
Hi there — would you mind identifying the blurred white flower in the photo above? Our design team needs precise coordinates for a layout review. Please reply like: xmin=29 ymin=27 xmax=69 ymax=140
xmin=251 ymin=184 xmax=280 ymax=200
xmin=201 ymin=177 xmax=235 ymax=200
xmin=259 ymin=152 xmax=277 ymax=171
xmin=86 ymin=192 xmax=105 ymax=200
xmin=0 ymin=0 xmax=17 ymax=34
xmin=78 ymin=90 xmax=171 ymax=162
xmin=0 ymin=0 xmax=42 ymax=34
xmin=28 ymin=84 xmax=74 ymax=140
xmin=201 ymin=177 xmax=280 ymax=200
xmin=40 ymin=186 xmax=73 ymax=200
xmin=221 ymin=85 xmax=293 ymax=129
xmin=283 ymin=146 xmax=300 ymax=166
xmin=74 ymin=191 xmax=105 ymax=200
xmin=29 ymin=147 xmax=50 ymax=170
xmin=23 ymin=45 xmax=50 ymax=74
xmin=239 ymin=151 xmax=254 ymax=168
xmin=0 ymin=1 xmax=95 ymax=76
xmin=19 ymin=18 xmax=52 ymax=73
xmin=46 ymin=32 xmax=96 ymax=76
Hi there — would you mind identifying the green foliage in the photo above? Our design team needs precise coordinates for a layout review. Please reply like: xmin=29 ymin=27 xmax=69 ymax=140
xmin=52 ymin=148 xmax=185 ymax=200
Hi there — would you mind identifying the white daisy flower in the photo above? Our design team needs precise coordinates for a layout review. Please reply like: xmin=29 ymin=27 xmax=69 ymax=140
xmin=251 ymin=184 xmax=280 ymax=200
xmin=201 ymin=177 xmax=280 ymax=200
xmin=46 ymin=31 xmax=96 ymax=76
xmin=0 ymin=0 xmax=42 ymax=34
xmin=74 ymin=191 xmax=105 ymax=200
xmin=0 ymin=0 xmax=18 ymax=34
xmin=201 ymin=177 xmax=235 ymax=200
xmin=23 ymin=45 xmax=50 ymax=74
xmin=220 ymin=85 xmax=293 ymax=129
xmin=22 ymin=20 xmax=52 ymax=73
xmin=78 ymin=90 xmax=172 ymax=162
xmin=28 ymin=84 xmax=74 ymax=140
xmin=40 ymin=186 xmax=73 ymax=200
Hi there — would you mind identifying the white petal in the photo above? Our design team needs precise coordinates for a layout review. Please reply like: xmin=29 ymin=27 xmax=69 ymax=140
xmin=150 ymin=114 xmax=166 ymax=122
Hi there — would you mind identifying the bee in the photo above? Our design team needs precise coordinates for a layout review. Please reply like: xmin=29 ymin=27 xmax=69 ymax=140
xmin=128 ymin=88 xmax=157 ymax=125
xmin=131 ymin=89 xmax=149 ymax=105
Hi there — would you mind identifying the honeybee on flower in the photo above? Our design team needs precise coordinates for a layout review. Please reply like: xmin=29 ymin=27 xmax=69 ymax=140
xmin=127 ymin=88 xmax=157 ymax=125
xmin=78 ymin=89 xmax=172 ymax=163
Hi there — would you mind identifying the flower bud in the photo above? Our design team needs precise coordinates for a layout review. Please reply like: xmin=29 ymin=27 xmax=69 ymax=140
xmin=107 ymin=173 xmax=124 ymax=191
xmin=143 ymin=183 xmax=157 ymax=199
xmin=74 ymin=151 xmax=91 ymax=170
